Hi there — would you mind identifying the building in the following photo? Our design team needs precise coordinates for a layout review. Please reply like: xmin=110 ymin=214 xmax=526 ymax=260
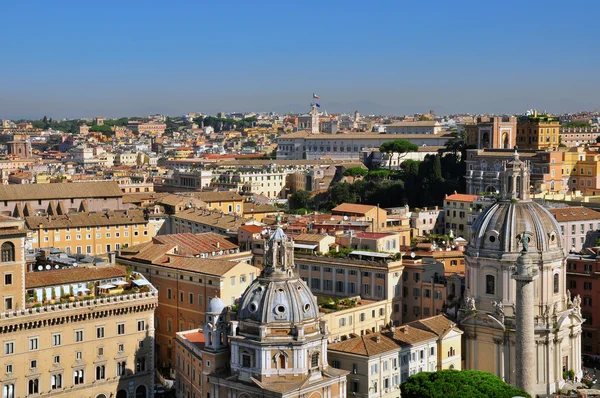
xmin=409 ymin=206 xmax=444 ymax=236
xmin=464 ymin=116 xmax=517 ymax=149
xmin=176 ymin=224 xmax=348 ymax=398
xmin=290 ymin=233 xmax=336 ymax=254
xmin=327 ymin=315 xmax=462 ymax=398
xmin=516 ymin=112 xmax=561 ymax=150
xmin=0 ymin=181 xmax=128 ymax=217
xmin=460 ymin=152 xmax=583 ymax=396
xmin=7 ymin=140 xmax=32 ymax=158
xmin=117 ymin=241 xmax=257 ymax=373
xmin=337 ymin=232 xmax=404 ymax=254
xmin=548 ymin=207 xmax=600 ymax=253
xmin=560 ymin=126 xmax=600 ymax=147
xmin=276 ymin=131 xmax=452 ymax=161
xmin=242 ymin=202 xmax=278 ymax=222
xmin=0 ymin=216 xmax=158 ymax=398
xmin=399 ymin=257 xmax=447 ymax=323
xmin=331 ymin=203 xmax=388 ymax=233
xmin=565 ymin=253 xmax=600 ymax=356
xmin=385 ymin=120 xmax=443 ymax=135
xmin=25 ymin=209 xmax=154 ymax=255
xmin=442 ymin=193 xmax=478 ymax=240
xmin=295 ymin=254 xmax=404 ymax=325
xmin=170 ymin=208 xmax=249 ymax=236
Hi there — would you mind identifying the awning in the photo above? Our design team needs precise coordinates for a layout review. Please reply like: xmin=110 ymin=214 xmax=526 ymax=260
xmin=113 ymin=280 xmax=129 ymax=285
xmin=97 ymin=283 xmax=116 ymax=289
xmin=350 ymin=250 xmax=391 ymax=259
xmin=294 ymin=243 xmax=317 ymax=250
xmin=132 ymin=279 xmax=151 ymax=286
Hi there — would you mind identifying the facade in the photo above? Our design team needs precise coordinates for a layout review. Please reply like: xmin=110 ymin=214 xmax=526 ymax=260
xmin=516 ymin=113 xmax=561 ymax=150
xmin=385 ymin=121 xmax=443 ymax=135
xmin=276 ymin=131 xmax=451 ymax=161
xmin=337 ymin=232 xmax=403 ymax=254
xmin=399 ymin=257 xmax=446 ymax=323
xmin=560 ymin=126 xmax=600 ymax=147
xmin=7 ymin=140 xmax=32 ymax=158
xmin=442 ymin=193 xmax=478 ymax=240
xmin=331 ymin=203 xmax=388 ymax=233
xmin=565 ymin=253 xmax=600 ymax=356
xmin=460 ymin=151 xmax=583 ymax=396
xmin=176 ymin=224 xmax=348 ymax=398
xmin=464 ymin=116 xmax=517 ymax=149
xmin=170 ymin=208 xmax=249 ymax=236
xmin=117 ymin=241 xmax=257 ymax=373
xmin=328 ymin=315 xmax=462 ymax=398
xmin=548 ymin=207 xmax=600 ymax=253
xmin=0 ymin=216 xmax=158 ymax=398
xmin=211 ymin=169 xmax=289 ymax=199
xmin=25 ymin=209 xmax=154 ymax=255
xmin=409 ymin=206 xmax=444 ymax=236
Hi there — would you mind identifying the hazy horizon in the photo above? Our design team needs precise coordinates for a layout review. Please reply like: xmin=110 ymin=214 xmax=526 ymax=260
xmin=2 ymin=0 xmax=599 ymax=120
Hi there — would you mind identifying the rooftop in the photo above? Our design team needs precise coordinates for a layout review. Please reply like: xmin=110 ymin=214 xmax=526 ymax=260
xmin=445 ymin=193 xmax=479 ymax=202
xmin=25 ymin=209 xmax=147 ymax=229
xmin=0 ymin=181 xmax=123 ymax=201
xmin=332 ymin=203 xmax=378 ymax=215
xmin=548 ymin=206 xmax=600 ymax=222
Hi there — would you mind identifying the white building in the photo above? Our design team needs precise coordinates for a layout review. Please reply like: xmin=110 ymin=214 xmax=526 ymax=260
xmin=385 ymin=121 xmax=443 ymax=135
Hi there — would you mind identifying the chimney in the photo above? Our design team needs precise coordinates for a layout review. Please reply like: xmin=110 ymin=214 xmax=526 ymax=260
xmin=108 ymin=251 xmax=116 ymax=265
xmin=216 ymin=242 xmax=220 ymax=249
xmin=376 ymin=336 xmax=381 ymax=343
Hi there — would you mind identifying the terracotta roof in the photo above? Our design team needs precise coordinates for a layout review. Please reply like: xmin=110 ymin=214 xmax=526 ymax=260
xmin=195 ymin=191 xmax=244 ymax=203
xmin=328 ymin=333 xmax=399 ymax=356
xmin=238 ymin=225 xmax=264 ymax=233
xmin=25 ymin=266 xmax=127 ymax=288
xmin=157 ymin=256 xmax=241 ymax=276
xmin=25 ymin=209 xmax=147 ymax=229
xmin=332 ymin=203 xmax=378 ymax=215
xmin=289 ymin=233 xmax=331 ymax=243
xmin=548 ymin=207 xmax=600 ymax=222
xmin=0 ymin=181 xmax=123 ymax=201
xmin=174 ymin=209 xmax=249 ymax=231
xmin=153 ymin=233 xmax=238 ymax=255
xmin=243 ymin=203 xmax=278 ymax=214
xmin=386 ymin=121 xmax=440 ymax=127
xmin=406 ymin=314 xmax=458 ymax=338
xmin=278 ymin=131 xmax=453 ymax=140
xmin=445 ymin=193 xmax=478 ymax=202
xmin=355 ymin=232 xmax=395 ymax=239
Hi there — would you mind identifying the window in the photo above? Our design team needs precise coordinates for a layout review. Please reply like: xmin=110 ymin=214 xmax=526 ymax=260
xmin=351 ymin=380 xmax=359 ymax=393
xmin=75 ymin=330 xmax=83 ymax=342
xmin=51 ymin=373 xmax=62 ymax=389
xmin=28 ymin=379 xmax=39 ymax=395
xmin=73 ymin=369 xmax=84 ymax=385
xmin=117 ymin=361 xmax=126 ymax=376
xmin=29 ymin=337 xmax=38 ymax=351
xmin=117 ymin=323 xmax=125 ymax=335
xmin=485 ymin=275 xmax=495 ymax=295
xmin=137 ymin=320 xmax=145 ymax=332
xmin=189 ymin=293 xmax=194 ymax=304
xmin=3 ymin=384 xmax=14 ymax=398
xmin=76 ymin=351 xmax=83 ymax=360
xmin=1 ymin=242 xmax=14 ymax=262
xmin=554 ymin=273 xmax=559 ymax=294
xmin=4 ymin=273 xmax=12 ymax=285
xmin=97 ymin=326 xmax=105 ymax=339
xmin=585 ymin=282 xmax=593 ymax=290
xmin=311 ymin=352 xmax=319 ymax=369
xmin=4 ymin=342 xmax=14 ymax=355
xmin=370 ymin=363 xmax=378 ymax=375
xmin=95 ymin=365 xmax=105 ymax=380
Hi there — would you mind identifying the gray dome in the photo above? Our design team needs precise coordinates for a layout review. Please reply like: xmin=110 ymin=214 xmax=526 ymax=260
xmin=237 ymin=275 xmax=319 ymax=324
xmin=469 ymin=200 xmax=562 ymax=254
xmin=207 ymin=297 xmax=226 ymax=314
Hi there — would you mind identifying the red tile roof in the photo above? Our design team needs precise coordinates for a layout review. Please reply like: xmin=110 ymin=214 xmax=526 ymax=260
xmin=332 ymin=203 xmax=378 ymax=214
xmin=445 ymin=193 xmax=478 ymax=202
xmin=26 ymin=266 xmax=127 ymax=288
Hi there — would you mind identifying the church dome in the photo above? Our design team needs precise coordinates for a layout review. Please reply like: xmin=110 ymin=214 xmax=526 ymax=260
xmin=469 ymin=200 xmax=562 ymax=254
xmin=237 ymin=275 xmax=320 ymax=324
xmin=207 ymin=297 xmax=226 ymax=314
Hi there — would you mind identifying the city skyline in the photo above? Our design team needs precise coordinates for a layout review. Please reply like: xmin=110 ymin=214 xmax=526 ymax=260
xmin=2 ymin=0 xmax=600 ymax=118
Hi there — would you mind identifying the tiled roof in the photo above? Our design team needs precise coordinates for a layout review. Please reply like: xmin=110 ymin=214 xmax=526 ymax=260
xmin=445 ymin=193 xmax=478 ymax=202
xmin=25 ymin=266 xmax=127 ymax=288
xmin=548 ymin=207 xmax=600 ymax=222
xmin=195 ymin=191 xmax=244 ymax=203
xmin=406 ymin=314 xmax=458 ymax=338
xmin=238 ymin=225 xmax=264 ymax=233
xmin=0 ymin=181 xmax=123 ymax=201
xmin=332 ymin=203 xmax=378 ymax=214
xmin=157 ymin=256 xmax=241 ymax=276
xmin=328 ymin=333 xmax=399 ymax=356
xmin=243 ymin=203 xmax=278 ymax=214
xmin=289 ymin=233 xmax=330 ymax=243
xmin=25 ymin=209 xmax=147 ymax=229
xmin=174 ymin=209 xmax=249 ymax=231
xmin=153 ymin=233 xmax=238 ymax=255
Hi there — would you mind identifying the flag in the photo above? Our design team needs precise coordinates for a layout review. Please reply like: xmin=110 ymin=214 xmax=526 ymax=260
xmin=313 ymin=93 xmax=319 ymax=99
xmin=316 ymin=103 xmax=321 ymax=108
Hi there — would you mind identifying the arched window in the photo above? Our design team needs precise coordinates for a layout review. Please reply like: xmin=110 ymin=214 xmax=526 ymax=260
xmin=96 ymin=365 xmax=105 ymax=380
xmin=135 ymin=385 xmax=147 ymax=398
xmin=117 ymin=361 xmax=126 ymax=376
xmin=116 ymin=391 xmax=128 ymax=398
xmin=485 ymin=275 xmax=495 ymax=295
xmin=554 ymin=273 xmax=559 ymax=294
xmin=279 ymin=354 xmax=286 ymax=369
xmin=1 ymin=242 xmax=14 ymax=262
xmin=3 ymin=384 xmax=14 ymax=398
xmin=311 ymin=352 xmax=319 ymax=369
xmin=28 ymin=379 xmax=39 ymax=394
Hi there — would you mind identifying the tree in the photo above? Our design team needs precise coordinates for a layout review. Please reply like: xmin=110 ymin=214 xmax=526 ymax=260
xmin=242 ymin=141 xmax=258 ymax=148
xmin=401 ymin=370 xmax=530 ymax=398
xmin=380 ymin=139 xmax=419 ymax=170
xmin=289 ymin=190 xmax=313 ymax=211
xmin=343 ymin=166 xmax=368 ymax=179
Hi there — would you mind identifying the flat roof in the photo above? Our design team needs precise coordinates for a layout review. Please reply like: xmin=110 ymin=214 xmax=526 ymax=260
xmin=350 ymin=251 xmax=391 ymax=258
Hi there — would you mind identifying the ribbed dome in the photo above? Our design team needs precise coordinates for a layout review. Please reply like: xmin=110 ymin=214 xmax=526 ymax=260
xmin=237 ymin=275 xmax=319 ymax=324
xmin=207 ymin=297 xmax=226 ymax=314
xmin=469 ymin=200 xmax=562 ymax=254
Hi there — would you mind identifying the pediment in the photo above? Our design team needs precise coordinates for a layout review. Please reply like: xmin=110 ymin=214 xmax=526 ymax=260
xmin=460 ymin=311 xmax=506 ymax=330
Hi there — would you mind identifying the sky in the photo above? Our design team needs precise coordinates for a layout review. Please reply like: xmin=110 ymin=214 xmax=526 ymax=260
xmin=1 ymin=0 xmax=600 ymax=119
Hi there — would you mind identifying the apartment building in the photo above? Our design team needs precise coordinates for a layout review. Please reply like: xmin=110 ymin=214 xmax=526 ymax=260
xmin=516 ymin=112 xmax=561 ymax=150
xmin=290 ymin=233 xmax=336 ymax=254
xmin=337 ymin=232 xmax=403 ymax=254
xmin=409 ymin=206 xmax=444 ymax=236
xmin=400 ymin=257 xmax=446 ymax=323
xmin=328 ymin=315 xmax=462 ymax=398
xmin=25 ymin=209 xmax=155 ymax=255
xmin=548 ymin=207 xmax=600 ymax=253
xmin=566 ymin=253 xmax=600 ymax=356
xmin=0 ymin=216 xmax=158 ymax=398
xmin=117 ymin=242 xmax=257 ymax=374
xmin=332 ymin=203 xmax=388 ymax=233
xmin=211 ymin=169 xmax=289 ymax=199
xmin=560 ymin=127 xmax=600 ymax=147
xmin=320 ymin=298 xmax=391 ymax=342
xmin=443 ymin=193 xmax=478 ymax=240
xmin=294 ymin=254 xmax=404 ymax=325
xmin=0 ymin=181 xmax=128 ymax=217
xmin=170 ymin=208 xmax=250 ymax=236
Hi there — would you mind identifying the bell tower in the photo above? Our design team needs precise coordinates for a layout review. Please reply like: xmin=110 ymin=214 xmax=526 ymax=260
xmin=501 ymin=148 xmax=531 ymax=201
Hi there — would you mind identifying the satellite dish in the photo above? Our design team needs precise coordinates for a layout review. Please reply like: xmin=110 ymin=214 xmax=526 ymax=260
xmin=54 ymin=265 xmax=59 ymax=269
xmin=73 ymin=263 xmax=78 ymax=267
xmin=37 ymin=265 xmax=43 ymax=271
xmin=410 ymin=252 xmax=415 ymax=258
xmin=45 ymin=265 xmax=51 ymax=270
xmin=330 ymin=217 xmax=335 ymax=221
xmin=343 ymin=216 xmax=348 ymax=221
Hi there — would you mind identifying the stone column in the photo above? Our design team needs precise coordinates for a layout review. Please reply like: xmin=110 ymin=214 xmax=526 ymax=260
xmin=512 ymin=251 xmax=538 ymax=396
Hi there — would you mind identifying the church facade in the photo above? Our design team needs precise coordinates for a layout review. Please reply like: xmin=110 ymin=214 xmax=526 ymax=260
xmin=460 ymin=151 xmax=583 ymax=397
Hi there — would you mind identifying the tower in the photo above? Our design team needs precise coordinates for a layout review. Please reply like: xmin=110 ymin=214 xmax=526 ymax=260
xmin=460 ymin=150 xmax=583 ymax=396
xmin=202 ymin=223 xmax=348 ymax=398
xmin=310 ymin=104 xmax=319 ymax=134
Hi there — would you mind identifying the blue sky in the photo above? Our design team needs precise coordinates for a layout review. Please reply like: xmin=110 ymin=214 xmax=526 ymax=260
xmin=1 ymin=0 xmax=599 ymax=119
